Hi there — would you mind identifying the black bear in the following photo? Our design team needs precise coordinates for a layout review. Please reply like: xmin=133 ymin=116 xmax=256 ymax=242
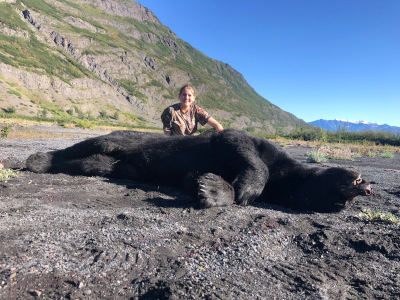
xmin=26 ymin=129 xmax=373 ymax=212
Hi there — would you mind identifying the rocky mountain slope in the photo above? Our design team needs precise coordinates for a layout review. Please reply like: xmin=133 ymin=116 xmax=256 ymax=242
xmin=0 ymin=0 xmax=307 ymax=132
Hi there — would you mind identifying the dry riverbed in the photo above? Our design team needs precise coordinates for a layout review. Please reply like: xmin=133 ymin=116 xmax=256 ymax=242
xmin=1 ymin=126 xmax=399 ymax=299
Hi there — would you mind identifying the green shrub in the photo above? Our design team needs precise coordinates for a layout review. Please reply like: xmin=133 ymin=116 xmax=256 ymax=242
xmin=279 ymin=142 xmax=287 ymax=148
xmin=57 ymin=119 xmax=69 ymax=127
xmin=306 ymin=151 xmax=328 ymax=163
xmin=74 ymin=119 xmax=95 ymax=129
xmin=86 ymin=111 xmax=94 ymax=120
xmin=380 ymin=151 xmax=395 ymax=159
xmin=287 ymin=127 xmax=400 ymax=147
xmin=99 ymin=110 xmax=108 ymax=119
xmin=0 ymin=169 xmax=20 ymax=181
xmin=244 ymin=127 xmax=256 ymax=133
xmin=358 ymin=208 xmax=399 ymax=224
xmin=40 ymin=109 xmax=48 ymax=117
xmin=1 ymin=123 xmax=11 ymax=138
xmin=7 ymin=89 xmax=21 ymax=98
xmin=4 ymin=106 xmax=16 ymax=114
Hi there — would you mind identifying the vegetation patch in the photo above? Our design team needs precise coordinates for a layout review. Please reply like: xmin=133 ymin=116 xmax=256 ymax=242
xmin=38 ymin=100 xmax=70 ymax=118
xmin=0 ymin=168 xmax=20 ymax=181
xmin=0 ymin=3 xmax=30 ymax=31
xmin=74 ymin=119 xmax=95 ymax=129
xmin=305 ymin=145 xmax=358 ymax=163
xmin=115 ymin=79 xmax=137 ymax=94
xmin=118 ymin=110 xmax=147 ymax=126
xmin=0 ymin=1 xmax=96 ymax=83
xmin=1 ymin=123 xmax=11 ymax=138
xmin=3 ymin=106 xmax=17 ymax=114
xmin=287 ymin=126 xmax=400 ymax=147
xmin=0 ymin=110 xmax=162 ymax=132
xmin=358 ymin=208 xmax=399 ymax=225
xmin=7 ymin=89 xmax=22 ymax=98
xmin=380 ymin=151 xmax=395 ymax=159
xmin=279 ymin=142 xmax=287 ymax=148
xmin=315 ymin=145 xmax=354 ymax=160
xmin=306 ymin=151 xmax=328 ymax=163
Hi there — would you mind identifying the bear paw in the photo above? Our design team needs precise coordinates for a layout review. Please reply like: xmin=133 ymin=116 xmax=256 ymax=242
xmin=197 ymin=173 xmax=235 ymax=208
xmin=26 ymin=152 xmax=53 ymax=173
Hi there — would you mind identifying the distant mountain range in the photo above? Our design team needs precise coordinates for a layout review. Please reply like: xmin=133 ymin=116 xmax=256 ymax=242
xmin=308 ymin=119 xmax=400 ymax=133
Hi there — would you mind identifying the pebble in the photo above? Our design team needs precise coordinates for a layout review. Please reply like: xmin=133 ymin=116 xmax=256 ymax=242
xmin=84 ymin=289 xmax=92 ymax=295
xmin=30 ymin=290 xmax=42 ymax=297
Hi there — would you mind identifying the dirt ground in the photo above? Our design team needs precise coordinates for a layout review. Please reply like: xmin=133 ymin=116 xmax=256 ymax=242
xmin=1 ymin=126 xmax=400 ymax=299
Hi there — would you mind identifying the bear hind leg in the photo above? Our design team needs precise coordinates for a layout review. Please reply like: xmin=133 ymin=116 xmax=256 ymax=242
xmin=79 ymin=154 xmax=117 ymax=176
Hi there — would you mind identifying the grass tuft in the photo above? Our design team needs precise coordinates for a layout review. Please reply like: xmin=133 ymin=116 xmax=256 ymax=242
xmin=1 ymin=123 xmax=11 ymax=138
xmin=315 ymin=145 xmax=354 ymax=160
xmin=380 ymin=151 xmax=395 ymax=159
xmin=279 ymin=142 xmax=287 ymax=148
xmin=358 ymin=208 xmax=399 ymax=225
xmin=0 ymin=168 xmax=20 ymax=181
xmin=306 ymin=151 xmax=328 ymax=163
xmin=73 ymin=120 xmax=95 ymax=129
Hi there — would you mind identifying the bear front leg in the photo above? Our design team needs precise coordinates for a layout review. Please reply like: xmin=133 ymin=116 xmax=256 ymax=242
xmin=210 ymin=129 xmax=270 ymax=207
xmin=197 ymin=173 xmax=235 ymax=208
xmin=233 ymin=166 xmax=269 ymax=206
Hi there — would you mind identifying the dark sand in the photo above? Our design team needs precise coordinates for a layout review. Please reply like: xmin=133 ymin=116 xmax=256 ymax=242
xmin=1 ymin=127 xmax=399 ymax=299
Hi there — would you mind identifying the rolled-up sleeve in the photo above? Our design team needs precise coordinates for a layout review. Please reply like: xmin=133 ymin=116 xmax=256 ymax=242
xmin=195 ymin=106 xmax=210 ymax=126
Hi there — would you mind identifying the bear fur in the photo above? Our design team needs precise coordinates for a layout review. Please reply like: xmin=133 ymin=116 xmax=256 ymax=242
xmin=26 ymin=129 xmax=373 ymax=212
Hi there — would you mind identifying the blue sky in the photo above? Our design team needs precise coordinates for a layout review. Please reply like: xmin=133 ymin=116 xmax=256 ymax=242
xmin=137 ymin=0 xmax=400 ymax=127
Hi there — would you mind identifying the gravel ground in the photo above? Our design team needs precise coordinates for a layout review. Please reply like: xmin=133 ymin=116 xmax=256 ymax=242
xmin=1 ymin=127 xmax=400 ymax=299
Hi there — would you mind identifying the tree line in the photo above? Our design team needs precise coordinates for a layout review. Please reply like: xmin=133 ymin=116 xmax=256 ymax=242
xmin=286 ymin=125 xmax=400 ymax=146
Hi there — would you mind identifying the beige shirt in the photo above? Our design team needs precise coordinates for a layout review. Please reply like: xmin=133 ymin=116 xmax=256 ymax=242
xmin=161 ymin=103 xmax=210 ymax=135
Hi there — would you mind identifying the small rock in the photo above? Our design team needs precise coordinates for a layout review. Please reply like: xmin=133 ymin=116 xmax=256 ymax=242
xmin=30 ymin=290 xmax=42 ymax=297
xmin=175 ymin=267 xmax=186 ymax=279
xmin=83 ymin=289 xmax=92 ymax=295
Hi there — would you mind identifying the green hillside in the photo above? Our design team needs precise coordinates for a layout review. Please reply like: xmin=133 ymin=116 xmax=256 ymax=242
xmin=0 ymin=0 xmax=308 ymax=133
